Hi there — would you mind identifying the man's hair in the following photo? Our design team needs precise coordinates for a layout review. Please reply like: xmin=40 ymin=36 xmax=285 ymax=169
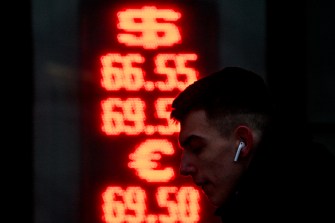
xmin=170 ymin=67 xmax=274 ymax=137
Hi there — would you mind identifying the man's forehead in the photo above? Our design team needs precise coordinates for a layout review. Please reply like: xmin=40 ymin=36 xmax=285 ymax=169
xmin=178 ymin=110 xmax=216 ymax=146
xmin=179 ymin=110 xmax=207 ymax=133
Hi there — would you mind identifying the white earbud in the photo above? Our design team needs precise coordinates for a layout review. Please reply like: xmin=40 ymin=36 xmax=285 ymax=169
xmin=233 ymin=141 xmax=245 ymax=162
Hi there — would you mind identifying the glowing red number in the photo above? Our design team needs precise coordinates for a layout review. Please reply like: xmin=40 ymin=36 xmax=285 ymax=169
xmin=155 ymin=97 xmax=179 ymax=135
xmin=154 ymin=53 xmax=198 ymax=91
xmin=174 ymin=54 xmax=198 ymax=91
xmin=156 ymin=187 xmax=200 ymax=223
xmin=100 ymin=53 xmax=145 ymax=91
xmin=101 ymin=98 xmax=145 ymax=135
xmin=102 ymin=187 xmax=146 ymax=223
xmin=123 ymin=98 xmax=146 ymax=134
xmin=101 ymin=98 xmax=124 ymax=135
xmin=117 ymin=6 xmax=181 ymax=49
xmin=102 ymin=186 xmax=125 ymax=223
xmin=128 ymin=139 xmax=175 ymax=182
xmin=124 ymin=187 xmax=147 ymax=222
xmin=156 ymin=187 xmax=178 ymax=222
xmin=177 ymin=187 xmax=200 ymax=222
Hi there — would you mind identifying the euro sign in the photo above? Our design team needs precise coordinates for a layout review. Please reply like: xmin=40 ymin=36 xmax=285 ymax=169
xmin=117 ymin=6 xmax=182 ymax=49
xmin=128 ymin=139 xmax=175 ymax=182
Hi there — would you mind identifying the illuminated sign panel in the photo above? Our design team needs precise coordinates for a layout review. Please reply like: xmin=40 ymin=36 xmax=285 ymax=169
xmin=80 ymin=1 xmax=220 ymax=222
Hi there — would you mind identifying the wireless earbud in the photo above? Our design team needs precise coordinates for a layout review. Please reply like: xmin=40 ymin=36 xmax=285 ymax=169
xmin=233 ymin=141 xmax=245 ymax=162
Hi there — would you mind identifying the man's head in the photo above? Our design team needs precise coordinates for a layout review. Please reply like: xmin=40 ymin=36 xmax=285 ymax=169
xmin=170 ymin=67 xmax=273 ymax=206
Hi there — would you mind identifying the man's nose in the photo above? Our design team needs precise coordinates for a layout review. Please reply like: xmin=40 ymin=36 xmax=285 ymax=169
xmin=179 ymin=154 xmax=196 ymax=176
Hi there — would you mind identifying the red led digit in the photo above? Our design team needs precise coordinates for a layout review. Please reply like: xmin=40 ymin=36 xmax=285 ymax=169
xmin=154 ymin=53 xmax=198 ymax=91
xmin=102 ymin=186 xmax=125 ymax=223
xmin=174 ymin=53 xmax=198 ymax=91
xmin=177 ymin=187 xmax=200 ymax=222
xmin=123 ymin=98 xmax=146 ymax=135
xmin=128 ymin=139 xmax=175 ymax=182
xmin=102 ymin=187 xmax=147 ymax=223
xmin=124 ymin=187 xmax=147 ymax=222
xmin=101 ymin=98 xmax=125 ymax=135
xmin=156 ymin=187 xmax=178 ymax=223
xmin=154 ymin=54 xmax=178 ymax=91
xmin=100 ymin=53 xmax=145 ymax=91
xmin=101 ymin=98 xmax=145 ymax=135
xmin=117 ymin=6 xmax=181 ymax=49
xmin=155 ymin=97 xmax=179 ymax=135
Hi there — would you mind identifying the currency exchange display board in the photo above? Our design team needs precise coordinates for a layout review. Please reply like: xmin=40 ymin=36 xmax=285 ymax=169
xmin=80 ymin=1 xmax=220 ymax=222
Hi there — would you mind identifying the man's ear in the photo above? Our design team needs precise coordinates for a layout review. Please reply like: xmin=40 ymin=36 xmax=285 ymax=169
xmin=233 ymin=125 xmax=254 ymax=160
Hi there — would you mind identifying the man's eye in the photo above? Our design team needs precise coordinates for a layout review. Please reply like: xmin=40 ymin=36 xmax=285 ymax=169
xmin=191 ymin=146 xmax=202 ymax=155
xmin=182 ymin=136 xmax=206 ymax=155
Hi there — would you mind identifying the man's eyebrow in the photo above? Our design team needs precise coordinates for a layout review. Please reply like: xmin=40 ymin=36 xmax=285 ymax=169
xmin=180 ymin=135 xmax=203 ymax=148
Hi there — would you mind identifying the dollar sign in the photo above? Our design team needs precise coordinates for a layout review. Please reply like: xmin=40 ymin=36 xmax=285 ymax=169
xmin=128 ymin=139 xmax=175 ymax=182
xmin=117 ymin=6 xmax=182 ymax=49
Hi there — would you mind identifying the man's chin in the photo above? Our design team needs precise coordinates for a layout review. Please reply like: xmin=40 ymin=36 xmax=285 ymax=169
xmin=207 ymin=196 xmax=222 ymax=207
xmin=203 ymin=191 xmax=222 ymax=207
xmin=204 ymin=191 xmax=225 ymax=207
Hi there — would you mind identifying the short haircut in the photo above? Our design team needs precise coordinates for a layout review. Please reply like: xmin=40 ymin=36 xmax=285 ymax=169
xmin=170 ymin=67 xmax=274 ymax=137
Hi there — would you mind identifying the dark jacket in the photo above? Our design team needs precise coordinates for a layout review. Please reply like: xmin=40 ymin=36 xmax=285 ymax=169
xmin=215 ymin=120 xmax=335 ymax=223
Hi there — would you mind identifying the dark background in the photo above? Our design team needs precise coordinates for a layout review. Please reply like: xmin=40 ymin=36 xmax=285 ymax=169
xmin=8 ymin=0 xmax=334 ymax=222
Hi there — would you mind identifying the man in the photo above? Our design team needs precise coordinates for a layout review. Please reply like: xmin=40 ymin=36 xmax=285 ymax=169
xmin=170 ymin=67 xmax=335 ymax=222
